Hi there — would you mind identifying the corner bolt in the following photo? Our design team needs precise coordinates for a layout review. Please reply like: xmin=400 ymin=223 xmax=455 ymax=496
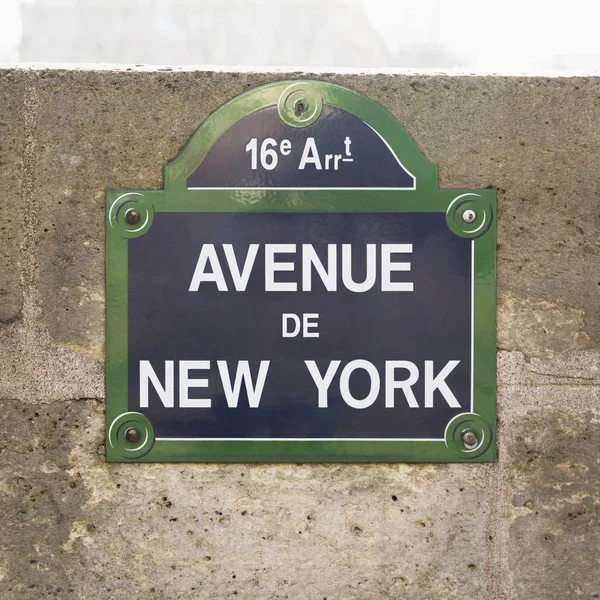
xmin=462 ymin=209 xmax=477 ymax=224
xmin=462 ymin=430 xmax=478 ymax=450
xmin=125 ymin=428 xmax=141 ymax=444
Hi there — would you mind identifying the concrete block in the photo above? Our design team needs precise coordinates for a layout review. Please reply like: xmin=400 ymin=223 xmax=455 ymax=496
xmin=0 ymin=398 xmax=100 ymax=598
xmin=0 ymin=70 xmax=26 ymax=323
xmin=0 ymin=67 xmax=599 ymax=599
xmin=495 ymin=385 xmax=600 ymax=599
xmin=0 ymin=398 xmax=491 ymax=599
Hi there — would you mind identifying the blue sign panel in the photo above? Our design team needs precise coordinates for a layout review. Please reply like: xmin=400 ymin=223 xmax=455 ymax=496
xmin=129 ymin=211 xmax=471 ymax=441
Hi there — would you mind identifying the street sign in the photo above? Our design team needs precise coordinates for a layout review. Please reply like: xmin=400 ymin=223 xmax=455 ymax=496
xmin=106 ymin=80 xmax=496 ymax=463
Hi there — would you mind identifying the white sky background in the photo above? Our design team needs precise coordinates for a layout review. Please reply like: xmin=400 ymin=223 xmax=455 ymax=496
xmin=0 ymin=0 xmax=599 ymax=71
xmin=362 ymin=0 xmax=600 ymax=71
xmin=0 ymin=0 xmax=22 ymax=63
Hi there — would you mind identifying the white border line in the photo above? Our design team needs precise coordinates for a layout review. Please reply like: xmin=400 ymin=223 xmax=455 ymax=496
xmin=364 ymin=122 xmax=416 ymax=189
xmin=470 ymin=239 xmax=475 ymax=414
xmin=187 ymin=187 xmax=412 ymax=191
xmin=157 ymin=437 xmax=445 ymax=442
xmin=155 ymin=240 xmax=475 ymax=443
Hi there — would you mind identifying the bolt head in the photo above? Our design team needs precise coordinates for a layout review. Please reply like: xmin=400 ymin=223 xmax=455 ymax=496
xmin=462 ymin=430 xmax=478 ymax=449
xmin=462 ymin=209 xmax=477 ymax=224
xmin=125 ymin=428 xmax=140 ymax=444
xmin=125 ymin=210 xmax=140 ymax=225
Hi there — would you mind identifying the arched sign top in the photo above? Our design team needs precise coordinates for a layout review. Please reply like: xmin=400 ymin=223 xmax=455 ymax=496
xmin=164 ymin=80 xmax=437 ymax=192
xmin=186 ymin=105 xmax=416 ymax=190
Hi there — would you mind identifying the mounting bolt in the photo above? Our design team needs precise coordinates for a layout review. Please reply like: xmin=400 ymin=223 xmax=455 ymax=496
xmin=462 ymin=209 xmax=477 ymax=224
xmin=462 ymin=430 xmax=478 ymax=450
xmin=125 ymin=428 xmax=140 ymax=444
xmin=125 ymin=210 xmax=140 ymax=225
xmin=295 ymin=102 xmax=306 ymax=115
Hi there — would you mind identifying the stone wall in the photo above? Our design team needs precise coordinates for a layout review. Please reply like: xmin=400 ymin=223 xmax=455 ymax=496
xmin=0 ymin=67 xmax=599 ymax=599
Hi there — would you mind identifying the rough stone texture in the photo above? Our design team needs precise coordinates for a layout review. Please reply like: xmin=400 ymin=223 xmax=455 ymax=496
xmin=0 ymin=399 xmax=490 ymax=600
xmin=497 ymin=385 xmax=600 ymax=599
xmin=0 ymin=67 xmax=599 ymax=599
xmin=0 ymin=70 xmax=25 ymax=323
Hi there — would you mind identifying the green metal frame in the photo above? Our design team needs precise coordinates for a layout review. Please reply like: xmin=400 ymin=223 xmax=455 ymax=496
xmin=106 ymin=80 xmax=496 ymax=463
